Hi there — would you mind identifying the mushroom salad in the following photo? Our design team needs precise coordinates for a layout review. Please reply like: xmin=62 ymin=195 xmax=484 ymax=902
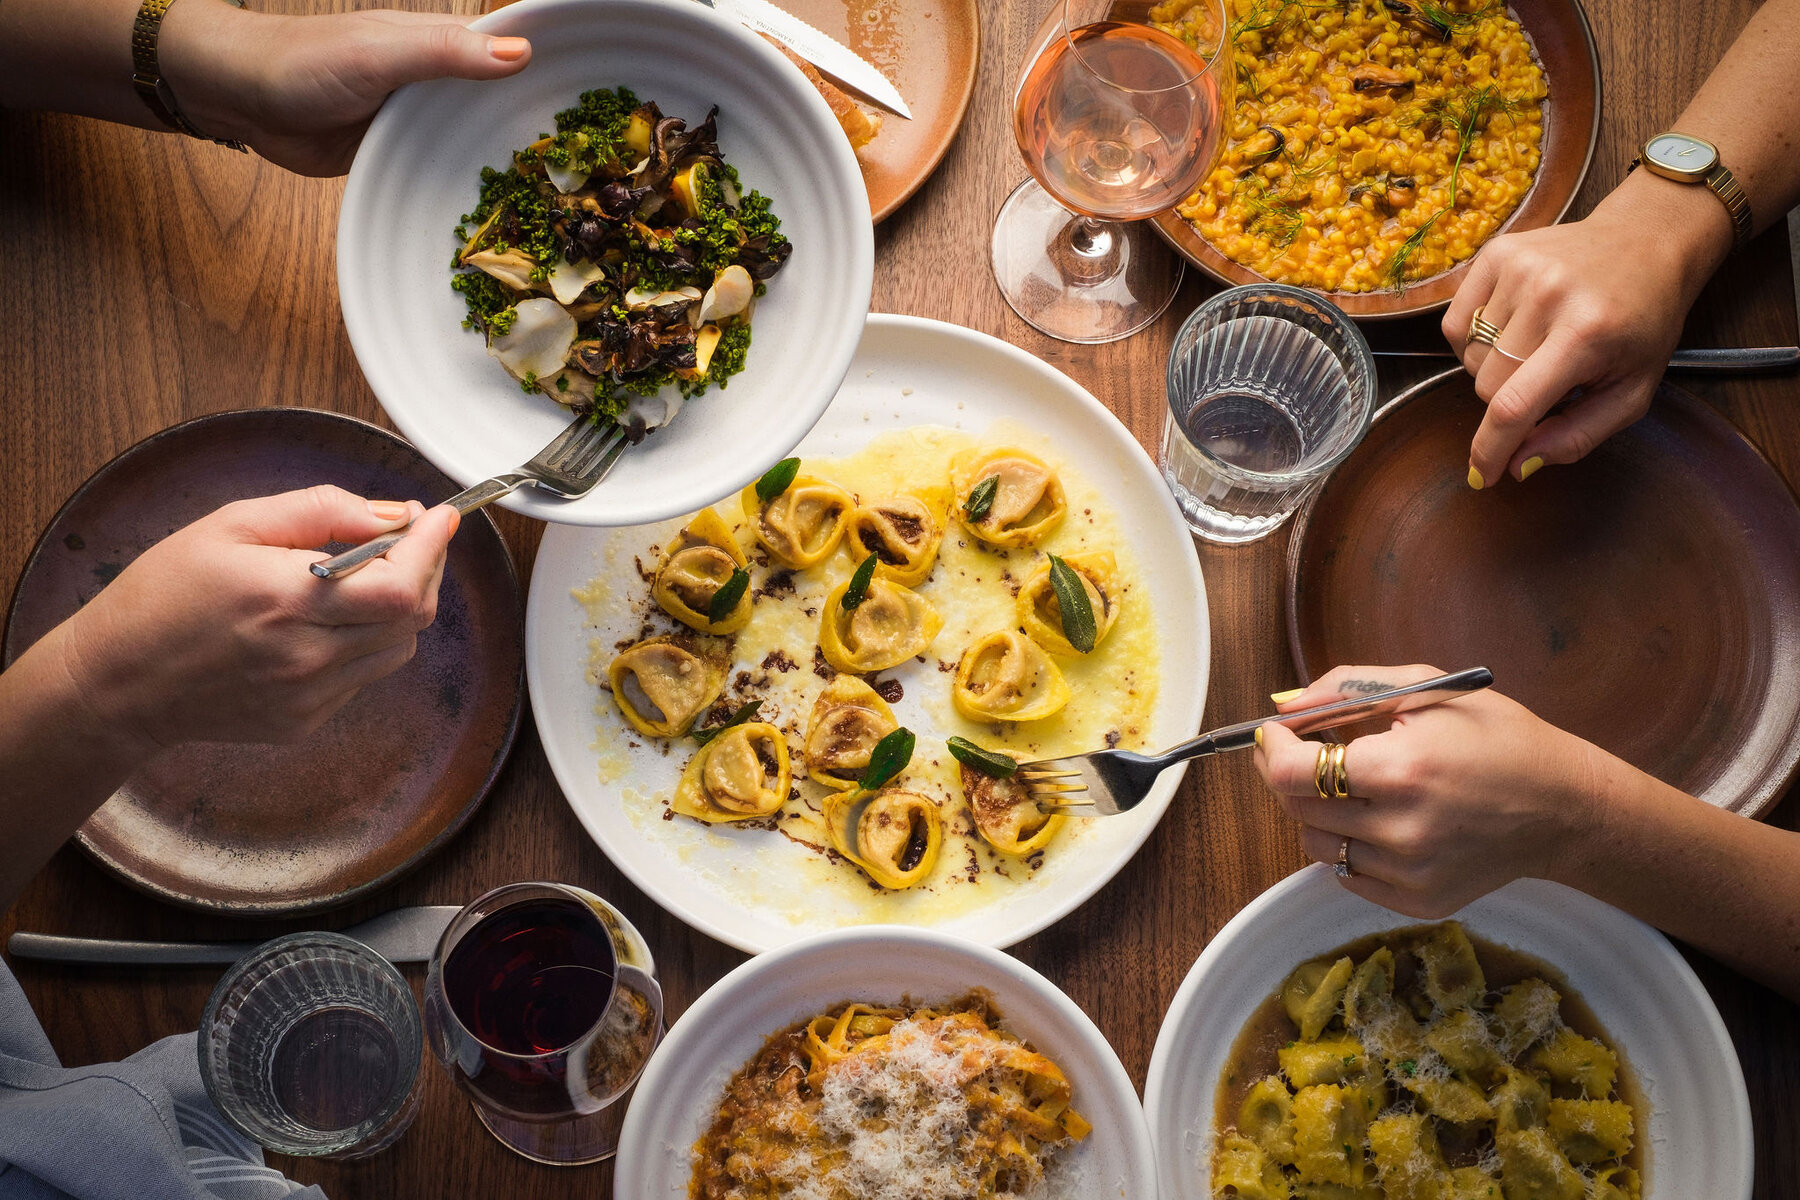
xmin=451 ymin=87 xmax=792 ymax=431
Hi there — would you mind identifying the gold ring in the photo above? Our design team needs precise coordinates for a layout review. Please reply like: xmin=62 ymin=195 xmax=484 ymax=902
xmin=1335 ymin=837 xmax=1355 ymax=878
xmin=1468 ymin=304 xmax=1504 ymax=349
xmin=1330 ymin=743 xmax=1351 ymax=799
xmin=1314 ymin=743 xmax=1347 ymax=800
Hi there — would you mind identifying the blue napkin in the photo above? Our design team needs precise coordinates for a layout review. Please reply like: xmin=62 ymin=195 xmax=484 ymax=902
xmin=0 ymin=959 xmax=326 ymax=1200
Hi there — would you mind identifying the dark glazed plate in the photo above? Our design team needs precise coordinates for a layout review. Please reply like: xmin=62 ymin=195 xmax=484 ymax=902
xmin=1151 ymin=0 xmax=1602 ymax=320
xmin=1286 ymin=369 xmax=1800 ymax=818
xmin=2 ymin=409 xmax=525 ymax=914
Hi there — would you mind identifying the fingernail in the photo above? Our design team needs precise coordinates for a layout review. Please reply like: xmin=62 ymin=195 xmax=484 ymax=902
xmin=368 ymin=500 xmax=410 ymax=521
xmin=1271 ymin=688 xmax=1305 ymax=704
xmin=489 ymin=36 xmax=529 ymax=61
xmin=1254 ymin=726 xmax=1264 ymax=750
xmin=1467 ymin=465 xmax=1485 ymax=491
xmin=1519 ymin=456 xmax=1544 ymax=481
xmin=444 ymin=507 xmax=462 ymax=537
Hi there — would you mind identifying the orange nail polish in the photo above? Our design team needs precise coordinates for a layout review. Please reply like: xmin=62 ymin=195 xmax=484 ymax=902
xmin=489 ymin=36 xmax=529 ymax=61
xmin=367 ymin=500 xmax=409 ymax=521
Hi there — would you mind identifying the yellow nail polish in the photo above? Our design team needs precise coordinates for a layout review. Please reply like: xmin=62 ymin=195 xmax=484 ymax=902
xmin=1467 ymin=465 xmax=1485 ymax=490
xmin=367 ymin=500 xmax=409 ymax=521
xmin=1254 ymin=726 xmax=1264 ymax=750
xmin=1271 ymin=688 xmax=1305 ymax=704
xmin=1519 ymin=456 xmax=1544 ymax=481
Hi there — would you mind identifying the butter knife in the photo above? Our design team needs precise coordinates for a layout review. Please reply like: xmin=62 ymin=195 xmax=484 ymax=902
xmin=6 ymin=906 xmax=459 ymax=966
xmin=1373 ymin=346 xmax=1800 ymax=373
xmin=701 ymin=0 xmax=912 ymax=119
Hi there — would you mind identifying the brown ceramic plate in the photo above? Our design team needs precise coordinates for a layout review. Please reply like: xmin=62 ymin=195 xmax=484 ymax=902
xmin=484 ymin=0 xmax=980 ymax=223
xmin=1 ymin=409 xmax=525 ymax=914
xmin=1285 ymin=370 xmax=1800 ymax=817
xmin=1152 ymin=0 xmax=1602 ymax=320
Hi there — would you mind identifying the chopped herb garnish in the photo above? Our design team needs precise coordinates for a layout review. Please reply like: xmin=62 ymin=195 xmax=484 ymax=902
xmin=963 ymin=476 xmax=1000 ymax=523
xmin=946 ymin=737 xmax=1019 ymax=779
xmin=691 ymin=700 xmax=762 ymax=745
xmin=707 ymin=567 xmax=750 ymax=623
xmin=756 ymin=457 xmax=801 ymax=503
xmin=1399 ymin=1058 xmax=1418 ymax=1077
xmin=859 ymin=727 xmax=916 ymax=791
xmin=1046 ymin=555 xmax=1098 ymax=652
xmin=840 ymin=553 xmax=879 ymax=610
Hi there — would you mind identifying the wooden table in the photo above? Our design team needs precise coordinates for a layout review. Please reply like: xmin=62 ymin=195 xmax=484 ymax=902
xmin=2 ymin=1 xmax=1796 ymax=1195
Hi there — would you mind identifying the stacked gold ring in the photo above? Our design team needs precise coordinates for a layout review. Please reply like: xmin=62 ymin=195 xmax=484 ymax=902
xmin=1467 ymin=305 xmax=1505 ymax=348
xmin=1313 ymin=743 xmax=1351 ymax=800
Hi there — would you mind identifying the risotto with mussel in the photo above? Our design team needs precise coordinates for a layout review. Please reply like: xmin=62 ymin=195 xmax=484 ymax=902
xmin=1153 ymin=0 xmax=1547 ymax=293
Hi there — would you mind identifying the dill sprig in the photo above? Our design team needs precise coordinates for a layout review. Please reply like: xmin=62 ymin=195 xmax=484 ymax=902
xmin=1382 ymin=84 xmax=1520 ymax=290
xmin=1416 ymin=0 xmax=1503 ymax=35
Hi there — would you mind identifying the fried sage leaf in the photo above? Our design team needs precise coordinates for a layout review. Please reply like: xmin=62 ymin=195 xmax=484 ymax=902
xmin=707 ymin=566 xmax=751 ymax=623
xmin=962 ymin=475 xmax=999 ymax=523
xmin=755 ymin=457 xmax=801 ymax=503
xmin=946 ymin=736 xmax=1018 ymax=779
xmin=859 ymin=727 xmax=916 ymax=790
xmin=691 ymin=699 xmax=763 ymax=745
xmin=1047 ymin=554 xmax=1098 ymax=653
xmin=840 ymin=553 xmax=879 ymax=610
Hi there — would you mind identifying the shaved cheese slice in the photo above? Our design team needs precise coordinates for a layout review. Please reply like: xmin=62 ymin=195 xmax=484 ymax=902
xmin=487 ymin=298 xmax=576 ymax=382
xmin=549 ymin=255 xmax=605 ymax=305
xmin=544 ymin=158 xmax=590 ymax=194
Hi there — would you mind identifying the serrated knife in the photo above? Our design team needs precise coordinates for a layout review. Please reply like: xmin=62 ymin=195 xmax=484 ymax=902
xmin=6 ymin=906 xmax=459 ymax=967
xmin=699 ymin=0 xmax=912 ymax=119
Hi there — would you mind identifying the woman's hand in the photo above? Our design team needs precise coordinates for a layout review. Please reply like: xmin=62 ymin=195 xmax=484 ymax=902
xmin=1441 ymin=171 xmax=1733 ymax=489
xmin=52 ymin=485 xmax=459 ymax=750
xmin=160 ymin=2 xmax=532 ymax=176
xmin=1253 ymin=664 xmax=1612 ymax=916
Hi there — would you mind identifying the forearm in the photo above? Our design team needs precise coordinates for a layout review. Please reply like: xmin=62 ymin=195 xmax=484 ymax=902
xmin=1552 ymin=750 xmax=1800 ymax=1000
xmin=0 ymin=624 xmax=154 ymax=910
xmin=0 ymin=0 xmax=250 ymax=134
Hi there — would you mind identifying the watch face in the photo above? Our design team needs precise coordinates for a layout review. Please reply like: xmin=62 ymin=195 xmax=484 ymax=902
xmin=1645 ymin=133 xmax=1717 ymax=175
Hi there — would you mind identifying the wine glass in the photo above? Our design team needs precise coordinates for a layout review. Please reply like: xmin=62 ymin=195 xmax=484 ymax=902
xmin=423 ymin=882 xmax=664 ymax=1165
xmin=994 ymin=0 xmax=1230 ymax=344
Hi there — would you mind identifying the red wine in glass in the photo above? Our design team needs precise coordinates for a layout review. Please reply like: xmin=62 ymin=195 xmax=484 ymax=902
xmin=426 ymin=883 xmax=663 ymax=1164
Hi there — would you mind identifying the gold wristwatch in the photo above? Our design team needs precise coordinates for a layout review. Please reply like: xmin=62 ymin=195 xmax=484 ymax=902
xmin=131 ymin=0 xmax=249 ymax=151
xmin=1631 ymin=132 xmax=1752 ymax=250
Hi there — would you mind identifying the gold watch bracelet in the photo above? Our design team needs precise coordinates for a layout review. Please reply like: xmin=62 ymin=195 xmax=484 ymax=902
xmin=131 ymin=0 xmax=249 ymax=151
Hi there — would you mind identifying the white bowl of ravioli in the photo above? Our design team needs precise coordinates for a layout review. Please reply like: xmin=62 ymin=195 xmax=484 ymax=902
xmin=1143 ymin=865 xmax=1754 ymax=1200
xmin=337 ymin=0 xmax=873 ymax=526
xmin=616 ymin=926 xmax=1156 ymax=1199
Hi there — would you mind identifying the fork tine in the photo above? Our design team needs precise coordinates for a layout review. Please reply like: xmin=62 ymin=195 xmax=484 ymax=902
xmin=1018 ymin=768 xmax=1081 ymax=781
xmin=580 ymin=429 xmax=631 ymax=483
xmin=534 ymin=416 xmax=599 ymax=468
xmin=548 ymin=422 xmax=614 ymax=473
xmin=1026 ymin=781 xmax=1089 ymax=796
xmin=1033 ymin=796 xmax=1096 ymax=814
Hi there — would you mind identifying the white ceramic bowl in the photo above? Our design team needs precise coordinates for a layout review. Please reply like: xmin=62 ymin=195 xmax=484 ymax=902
xmin=338 ymin=0 xmax=873 ymax=526
xmin=1143 ymin=865 xmax=1753 ymax=1200
xmin=616 ymin=926 xmax=1156 ymax=1198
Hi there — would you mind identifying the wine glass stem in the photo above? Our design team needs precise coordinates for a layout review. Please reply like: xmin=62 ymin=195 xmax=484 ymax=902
xmin=1071 ymin=216 xmax=1114 ymax=259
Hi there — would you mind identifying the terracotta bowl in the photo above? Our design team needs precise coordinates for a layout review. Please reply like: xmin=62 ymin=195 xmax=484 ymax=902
xmin=1152 ymin=0 xmax=1602 ymax=320
xmin=2 ymin=409 xmax=525 ymax=914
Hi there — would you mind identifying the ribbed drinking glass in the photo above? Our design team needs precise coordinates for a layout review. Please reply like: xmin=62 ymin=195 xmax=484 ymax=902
xmin=1161 ymin=283 xmax=1376 ymax=543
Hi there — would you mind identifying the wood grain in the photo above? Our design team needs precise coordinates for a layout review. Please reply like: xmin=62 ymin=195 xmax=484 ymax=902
xmin=2 ymin=1 xmax=1796 ymax=1196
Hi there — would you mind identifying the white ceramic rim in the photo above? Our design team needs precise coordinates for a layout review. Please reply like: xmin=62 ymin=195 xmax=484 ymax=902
xmin=613 ymin=923 xmax=1157 ymax=1196
xmin=525 ymin=313 xmax=1211 ymax=953
xmin=337 ymin=0 xmax=873 ymax=526
xmin=1141 ymin=864 xmax=1754 ymax=1200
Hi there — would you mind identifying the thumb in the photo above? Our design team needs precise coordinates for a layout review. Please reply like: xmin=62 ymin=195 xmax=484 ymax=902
xmin=364 ymin=19 xmax=533 ymax=88
xmin=214 ymin=486 xmax=418 ymax=549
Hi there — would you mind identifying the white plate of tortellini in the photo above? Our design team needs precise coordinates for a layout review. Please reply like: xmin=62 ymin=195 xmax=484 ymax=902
xmin=524 ymin=314 xmax=1210 ymax=952
xmin=1143 ymin=864 xmax=1753 ymax=1200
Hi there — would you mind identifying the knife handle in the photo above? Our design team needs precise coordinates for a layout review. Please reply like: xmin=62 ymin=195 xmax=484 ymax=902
xmin=7 ymin=932 xmax=256 ymax=965
xmin=1667 ymin=346 xmax=1800 ymax=372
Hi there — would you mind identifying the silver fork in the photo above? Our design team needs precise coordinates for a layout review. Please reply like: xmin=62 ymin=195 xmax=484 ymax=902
xmin=1021 ymin=667 xmax=1494 ymax=815
xmin=311 ymin=415 xmax=631 ymax=579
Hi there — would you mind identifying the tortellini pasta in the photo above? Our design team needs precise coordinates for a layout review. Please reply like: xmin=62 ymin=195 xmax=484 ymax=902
xmin=1017 ymin=551 xmax=1122 ymax=656
xmin=672 ymin=723 xmax=792 ymax=822
xmin=823 ymin=787 xmax=943 ymax=889
xmin=1211 ymin=922 xmax=1637 ymax=1200
xmin=952 ymin=630 xmax=1071 ymax=722
xmin=607 ymin=635 xmax=727 ymax=737
xmin=819 ymin=578 xmax=943 ymax=674
xmin=652 ymin=507 xmax=752 ymax=634
xmin=842 ymin=493 xmax=944 ymax=587
xmin=739 ymin=474 xmax=852 ymax=568
xmin=804 ymin=675 xmax=898 ymax=790
xmin=956 ymin=750 xmax=1064 ymax=857
xmin=950 ymin=447 xmax=1067 ymax=548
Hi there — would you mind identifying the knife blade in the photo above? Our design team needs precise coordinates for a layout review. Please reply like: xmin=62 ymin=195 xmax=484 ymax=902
xmin=706 ymin=0 xmax=912 ymax=119
xmin=6 ymin=906 xmax=460 ymax=967
xmin=1373 ymin=346 xmax=1800 ymax=373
